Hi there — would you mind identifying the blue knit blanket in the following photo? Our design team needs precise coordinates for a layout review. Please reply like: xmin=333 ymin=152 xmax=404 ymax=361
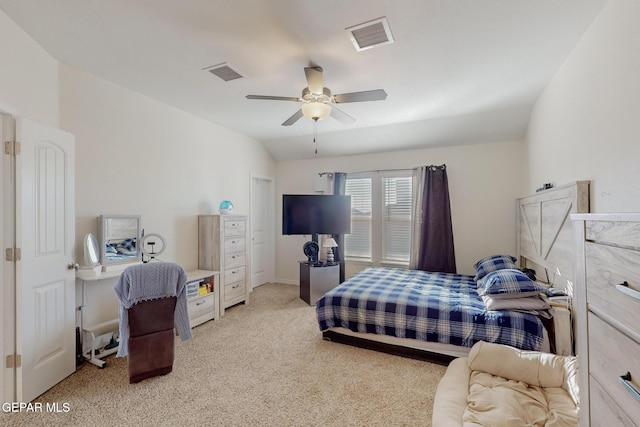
xmin=113 ymin=262 xmax=192 ymax=357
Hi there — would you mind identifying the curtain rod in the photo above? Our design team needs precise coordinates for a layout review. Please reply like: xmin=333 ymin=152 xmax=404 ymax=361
xmin=318 ymin=167 xmax=415 ymax=177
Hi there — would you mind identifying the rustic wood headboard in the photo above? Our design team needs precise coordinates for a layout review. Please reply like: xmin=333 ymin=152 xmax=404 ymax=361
xmin=516 ymin=181 xmax=590 ymax=295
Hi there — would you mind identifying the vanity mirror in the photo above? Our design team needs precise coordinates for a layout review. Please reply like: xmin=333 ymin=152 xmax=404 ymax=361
xmin=83 ymin=233 xmax=100 ymax=267
xmin=98 ymin=215 xmax=142 ymax=269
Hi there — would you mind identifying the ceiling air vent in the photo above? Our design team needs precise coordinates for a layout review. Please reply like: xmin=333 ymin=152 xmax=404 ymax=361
xmin=346 ymin=17 xmax=394 ymax=52
xmin=203 ymin=63 xmax=243 ymax=82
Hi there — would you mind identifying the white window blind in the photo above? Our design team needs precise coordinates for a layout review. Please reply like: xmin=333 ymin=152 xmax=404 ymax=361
xmin=344 ymin=177 xmax=372 ymax=259
xmin=382 ymin=176 xmax=412 ymax=263
xmin=345 ymin=172 xmax=413 ymax=265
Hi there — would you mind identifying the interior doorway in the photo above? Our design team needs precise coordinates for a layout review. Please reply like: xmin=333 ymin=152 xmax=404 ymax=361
xmin=250 ymin=176 xmax=274 ymax=288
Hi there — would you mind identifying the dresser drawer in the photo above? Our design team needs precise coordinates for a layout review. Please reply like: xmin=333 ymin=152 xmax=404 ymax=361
xmin=224 ymin=220 xmax=246 ymax=237
xmin=588 ymin=313 xmax=640 ymax=423
xmin=224 ymin=266 xmax=245 ymax=284
xmin=590 ymin=377 xmax=636 ymax=427
xmin=224 ymin=236 xmax=245 ymax=254
xmin=188 ymin=293 xmax=215 ymax=321
xmin=586 ymin=242 xmax=640 ymax=335
xmin=225 ymin=252 xmax=245 ymax=269
xmin=586 ymin=220 xmax=640 ymax=250
xmin=224 ymin=280 xmax=245 ymax=302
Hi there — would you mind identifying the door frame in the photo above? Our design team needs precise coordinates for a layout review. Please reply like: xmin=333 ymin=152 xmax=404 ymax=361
xmin=250 ymin=174 xmax=275 ymax=288
xmin=1 ymin=109 xmax=17 ymax=404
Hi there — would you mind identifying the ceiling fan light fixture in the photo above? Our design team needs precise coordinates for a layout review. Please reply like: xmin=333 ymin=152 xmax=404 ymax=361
xmin=301 ymin=102 xmax=332 ymax=121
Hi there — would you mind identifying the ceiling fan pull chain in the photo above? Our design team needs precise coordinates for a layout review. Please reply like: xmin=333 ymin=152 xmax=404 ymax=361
xmin=313 ymin=119 xmax=318 ymax=154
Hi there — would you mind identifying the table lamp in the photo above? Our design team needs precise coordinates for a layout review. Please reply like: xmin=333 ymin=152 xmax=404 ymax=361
xmin=323 ymin=238 xmax=338 ymax=264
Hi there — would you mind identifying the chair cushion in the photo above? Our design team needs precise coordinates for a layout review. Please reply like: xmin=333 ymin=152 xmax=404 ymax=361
xmin=432 ymin=341 xmax=579 ymax=427
xmin=467 ymin=341 xmax=578 ymax=397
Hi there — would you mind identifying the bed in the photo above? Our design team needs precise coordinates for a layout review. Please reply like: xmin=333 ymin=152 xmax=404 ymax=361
xmin=317 ymin=181 xmax=590 ymax=363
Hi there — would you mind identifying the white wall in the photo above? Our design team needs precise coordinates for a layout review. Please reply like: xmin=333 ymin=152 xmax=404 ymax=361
xmin=0 ymin=10 xmax=59 ymax=124
xmin=60 ymin=65 xmax=275 ymax=268
xmin=59 ymin=65 xmax=275 ymax=326
xmin=526 ymin=0 xmax=640 ymax=212
xmin=275 ymin=140 xmax=526 ymax=283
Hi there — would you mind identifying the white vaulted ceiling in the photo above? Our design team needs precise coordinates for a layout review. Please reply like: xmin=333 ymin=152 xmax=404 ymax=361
xmin=0 ymin=0 xmax=607 ymax=160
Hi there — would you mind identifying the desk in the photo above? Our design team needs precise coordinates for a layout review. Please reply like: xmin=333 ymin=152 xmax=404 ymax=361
xmin=77 ymin=267 xmax=219 ymax=368
xmin=76 ymin=268 xmax=124 ymax=368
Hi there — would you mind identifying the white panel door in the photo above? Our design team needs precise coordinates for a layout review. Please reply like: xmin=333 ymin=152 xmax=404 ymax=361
xmin=16 ymin=117 xmax=75 ymax=402
xmin=251 ymin=177 xmax=273 ymax=288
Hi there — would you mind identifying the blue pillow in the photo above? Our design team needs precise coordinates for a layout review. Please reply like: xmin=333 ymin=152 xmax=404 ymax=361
xmin=118 ymin=238 xmax=136 ymax=251
xmin=477 ymin=269 xmax=548 ymax=296
xmin=473 ymin=254 xmax=517 ymax=280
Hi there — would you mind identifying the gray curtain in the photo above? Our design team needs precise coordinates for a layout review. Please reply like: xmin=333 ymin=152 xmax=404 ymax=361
xmin=409 ymin=165 xmax=456 ymax=273
xmin=332 ymin=172 xmax=347 ymax=283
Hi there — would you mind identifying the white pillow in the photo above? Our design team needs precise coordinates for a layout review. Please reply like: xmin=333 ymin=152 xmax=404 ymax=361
xmin=482 ymin=294 xmax=550 ymax=311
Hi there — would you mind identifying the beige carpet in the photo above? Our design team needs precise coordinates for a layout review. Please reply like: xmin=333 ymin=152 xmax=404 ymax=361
xmin=2 ymin=283 xmax=446 ymax=427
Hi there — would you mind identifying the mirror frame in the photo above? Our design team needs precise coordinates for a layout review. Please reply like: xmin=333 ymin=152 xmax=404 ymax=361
xmin=98 ymin=215 xmax=142 ymax=267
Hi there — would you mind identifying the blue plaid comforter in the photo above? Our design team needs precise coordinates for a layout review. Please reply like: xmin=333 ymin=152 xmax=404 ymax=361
xmin=316 ymin=267 xmax=544 ymax=351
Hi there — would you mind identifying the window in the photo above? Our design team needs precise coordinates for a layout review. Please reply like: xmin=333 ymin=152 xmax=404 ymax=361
xmin=344 ymin=171 xmax=413 ymax=265
xmin=344 ymin=177 xmax=372 ymax=259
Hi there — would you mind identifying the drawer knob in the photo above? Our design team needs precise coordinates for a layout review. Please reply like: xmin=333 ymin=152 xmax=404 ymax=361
xmin=619 ymin=372 xmax=640 ymax=404
xmin=616 ymin=281 xmax=640 ymax=300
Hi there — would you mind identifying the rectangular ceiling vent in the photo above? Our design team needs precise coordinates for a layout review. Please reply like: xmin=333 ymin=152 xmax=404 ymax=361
xmin=346 ymin=17 xmax=394 ymax=52
xmin=203 ymin=63 xmax=243 ymax=82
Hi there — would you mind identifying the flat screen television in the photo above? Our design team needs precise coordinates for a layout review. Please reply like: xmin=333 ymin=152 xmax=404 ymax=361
xmin=282 ymin=194 xmax=351 ymax=236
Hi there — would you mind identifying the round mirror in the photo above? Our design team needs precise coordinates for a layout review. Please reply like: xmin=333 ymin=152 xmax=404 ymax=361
xmin=84 ymin=233 xmax=100 ymax=267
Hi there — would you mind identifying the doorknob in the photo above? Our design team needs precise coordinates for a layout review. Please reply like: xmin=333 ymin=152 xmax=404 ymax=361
xmin=67 ymin=262 xmax=79 ymax=271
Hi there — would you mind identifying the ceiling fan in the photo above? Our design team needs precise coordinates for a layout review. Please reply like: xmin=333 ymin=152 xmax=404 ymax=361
xmin=246 ymin=66 xmax=387 ymax=126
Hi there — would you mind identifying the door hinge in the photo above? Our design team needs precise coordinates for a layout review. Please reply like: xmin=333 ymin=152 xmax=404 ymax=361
xmin=5 ymin=248 xmax=21 ymax=262
xmin=6 ymin=354 xmax=22 ymax=368
xmin=4 ymin=140 xmax=21 ymax=155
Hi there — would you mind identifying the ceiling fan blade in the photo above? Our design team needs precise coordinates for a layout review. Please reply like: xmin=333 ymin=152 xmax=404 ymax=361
xmin=246 ymin=95 xmax=300 ymax=102
xmin=330 ymin=106 xmax=356 ymax=124
xmin=282 ymin=109 xmax=304 ymax=126
xmin=333 ymin=89 xmax=387 ymax=103
xmin=304 ymin=67 xmax=324 ymax=94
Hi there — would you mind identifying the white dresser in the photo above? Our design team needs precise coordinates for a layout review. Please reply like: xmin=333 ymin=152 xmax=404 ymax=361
xmin=573 ymin=213 xmax=640 ymax=426
xmin=198 ymin=215 xmax=250 ymax=316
